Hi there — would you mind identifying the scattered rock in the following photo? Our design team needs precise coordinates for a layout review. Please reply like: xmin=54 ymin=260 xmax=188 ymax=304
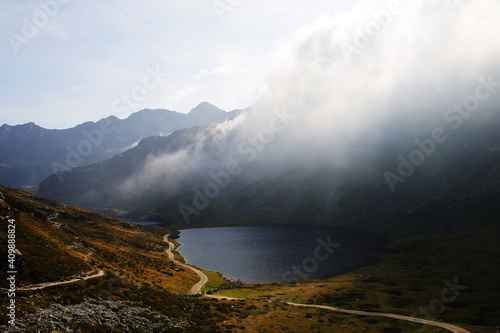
xmin=0 ymin=298 xmax=194 ymax=332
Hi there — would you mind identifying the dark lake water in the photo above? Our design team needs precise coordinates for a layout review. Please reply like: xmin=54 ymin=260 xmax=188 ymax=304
xmin=120 ymin=219 xmax=162 ymax=226
xmin=177 ymin=226 xmax=387 ymax=284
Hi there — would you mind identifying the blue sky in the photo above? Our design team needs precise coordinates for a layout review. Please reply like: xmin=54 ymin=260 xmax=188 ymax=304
xmin=0 ymin=0 xmax=361 ymax=129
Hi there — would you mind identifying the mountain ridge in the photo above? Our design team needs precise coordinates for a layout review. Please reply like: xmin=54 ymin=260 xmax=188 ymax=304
xmin=0 ymin=103 xmax=241 ymax=188
xmin=36 ymin=108 xmax=500 ymax=229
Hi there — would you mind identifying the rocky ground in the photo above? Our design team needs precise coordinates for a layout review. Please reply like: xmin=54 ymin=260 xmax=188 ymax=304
xmin=1 ymin=298 xmax=194 ymax=332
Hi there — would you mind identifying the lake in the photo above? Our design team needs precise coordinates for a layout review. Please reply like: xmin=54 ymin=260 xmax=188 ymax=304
xmin=120 ymin=219 xmax=163 ymax=226
xmin=177 ymin=226 xmax=387 ymax=284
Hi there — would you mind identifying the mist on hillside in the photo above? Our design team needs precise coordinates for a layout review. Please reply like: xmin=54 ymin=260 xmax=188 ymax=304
xmin=115 ymin=0 xmax=500 ymax=222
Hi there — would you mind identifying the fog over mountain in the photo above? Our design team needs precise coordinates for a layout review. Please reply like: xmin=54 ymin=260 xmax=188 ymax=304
xmin=38 ymin=0 xmax=500 ymax=226
xmin=0 ymin=103 xmax=239 ymax=188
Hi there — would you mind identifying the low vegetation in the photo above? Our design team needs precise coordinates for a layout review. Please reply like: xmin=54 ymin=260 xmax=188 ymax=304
xmin=1 ymin=184 xmax=497 ymax=332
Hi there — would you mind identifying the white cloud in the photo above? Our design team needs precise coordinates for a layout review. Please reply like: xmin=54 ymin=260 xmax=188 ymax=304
xmin=4 ymin=0 xmax=497 ymax=131
xmin=163 ymin=85 xmax=198 ymax=111
xmin=126 ymin=0 xmax=500 ymax=190
xmin=195 ymin=64 xmax=236 ymax=80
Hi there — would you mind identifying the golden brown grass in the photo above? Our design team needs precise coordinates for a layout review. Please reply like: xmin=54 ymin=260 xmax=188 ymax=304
xmin=1 ymin=184 xmax=497 ymax=332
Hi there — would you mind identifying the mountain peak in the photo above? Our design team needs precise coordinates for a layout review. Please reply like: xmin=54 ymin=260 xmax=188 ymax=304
xmin=189 ymin=102 xmax=225 ymax=116
xmin=2 ymin=121 xmax=38 ymax=128
xmin=194 ymin=101 xmax=215 ymax=108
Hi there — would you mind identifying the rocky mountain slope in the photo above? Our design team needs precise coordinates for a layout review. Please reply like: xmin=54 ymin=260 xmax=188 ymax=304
xmin=0 ymin=184 xmax=239 ymax=331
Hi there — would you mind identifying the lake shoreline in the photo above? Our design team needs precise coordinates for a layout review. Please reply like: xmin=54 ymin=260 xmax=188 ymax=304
xmin=176 ymin=225 xmax=389 ymax=284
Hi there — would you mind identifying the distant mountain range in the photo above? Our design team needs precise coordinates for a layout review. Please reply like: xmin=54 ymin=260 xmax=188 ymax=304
xmin=0 ymin=102 xmax=240 ymax=188
xmin=36 ymin=104 xmax=500 ymax=229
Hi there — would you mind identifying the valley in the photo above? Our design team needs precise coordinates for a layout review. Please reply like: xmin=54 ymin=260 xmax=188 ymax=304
xmin=2 ymin=2 xmax=500 ymax=332
xmin=2 ymin=185 xmax=497 ymax=332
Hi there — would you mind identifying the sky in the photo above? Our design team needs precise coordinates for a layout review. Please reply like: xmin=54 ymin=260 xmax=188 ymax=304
xmin=0 ymin=0 xmax=362 ymax=129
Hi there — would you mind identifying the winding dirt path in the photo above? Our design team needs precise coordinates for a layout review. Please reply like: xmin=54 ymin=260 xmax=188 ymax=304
xmin=286 ymin=303 xmax=470 ymax=333
xmin=17 ymin=269 xmax=104 ymax=291
xmin=163 ymin=234 xmax=470 ymax=333
xmin=163 ymin=234 xmax=207 ymax=294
